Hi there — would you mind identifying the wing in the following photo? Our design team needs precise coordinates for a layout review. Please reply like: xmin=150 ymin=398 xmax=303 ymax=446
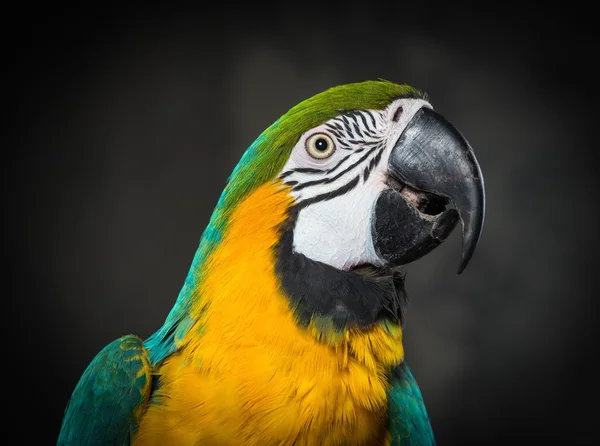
xmin=387 ymin=361 xmax=436 ymax=446
xmin=58 ymin=335 xmax=153 ymax=445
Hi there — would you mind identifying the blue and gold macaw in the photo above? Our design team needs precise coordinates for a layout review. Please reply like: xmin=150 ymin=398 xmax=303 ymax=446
xmin=58 ymin=80 xmax=485 ymax=445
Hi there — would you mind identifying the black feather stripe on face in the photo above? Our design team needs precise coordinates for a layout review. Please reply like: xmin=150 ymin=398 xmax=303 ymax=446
xmin=274 ymin=206 xmax=409 ymax=332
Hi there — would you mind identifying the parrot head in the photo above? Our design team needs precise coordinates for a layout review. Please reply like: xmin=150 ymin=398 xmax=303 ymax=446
xmin=147 ymin=80 xmax=485 ymax=361
xmin=212 ymin=80 xmax=484 ymax=326
xmin=274 ymin=84 xmax=484 ymax=275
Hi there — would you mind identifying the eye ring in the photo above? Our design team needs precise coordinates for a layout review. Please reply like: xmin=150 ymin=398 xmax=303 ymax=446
xmin=306 ymin=133 xmax=335 ymax=159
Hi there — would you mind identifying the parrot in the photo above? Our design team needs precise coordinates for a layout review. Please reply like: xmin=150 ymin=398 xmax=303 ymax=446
xmin=58 ymin=80 xmax=485 ymax=445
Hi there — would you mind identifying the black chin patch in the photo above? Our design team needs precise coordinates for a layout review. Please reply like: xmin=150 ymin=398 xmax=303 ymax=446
xmin=274 ymin=207 xmax=408 ymax=330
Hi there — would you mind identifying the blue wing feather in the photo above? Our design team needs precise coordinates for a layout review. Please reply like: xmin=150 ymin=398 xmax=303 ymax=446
xmin=387 ymin=361 xmax=436 ymax=446
xmin=58 ymin=335 xmax=152 ymax=445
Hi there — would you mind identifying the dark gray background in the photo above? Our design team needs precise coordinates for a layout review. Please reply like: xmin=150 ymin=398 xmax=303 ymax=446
xmin=5 ymin=4 xmax=597 ymax=445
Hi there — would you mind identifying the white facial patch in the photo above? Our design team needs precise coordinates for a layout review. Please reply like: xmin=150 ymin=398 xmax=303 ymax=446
xmin=278 ymin=98 xmax=432 ymax=270
xmin=291 ymin=171 xmax=388 ymax=270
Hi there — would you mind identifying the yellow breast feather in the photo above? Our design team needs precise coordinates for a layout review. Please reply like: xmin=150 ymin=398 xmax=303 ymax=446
xmin=133 ymin=182 xmax=404 ymax=445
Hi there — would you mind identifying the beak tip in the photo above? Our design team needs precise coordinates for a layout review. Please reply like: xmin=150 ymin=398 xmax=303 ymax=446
xmin=457 ymin=200 xmax=485 ymax=275
xmin=457 ymin=227 xmax=482 ymax=275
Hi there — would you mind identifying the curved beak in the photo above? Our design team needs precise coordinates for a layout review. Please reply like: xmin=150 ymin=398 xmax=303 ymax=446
xmin=373 ymin=107 xmax=485 ymax=274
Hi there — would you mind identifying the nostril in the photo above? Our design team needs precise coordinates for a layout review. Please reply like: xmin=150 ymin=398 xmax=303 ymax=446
xmin=392 ymin=106 xmax=403 ymax=122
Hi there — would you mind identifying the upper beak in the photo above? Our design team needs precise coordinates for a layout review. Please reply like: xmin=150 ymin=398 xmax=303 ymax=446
xmin=372 ymin=107 xmax=485 ymax=274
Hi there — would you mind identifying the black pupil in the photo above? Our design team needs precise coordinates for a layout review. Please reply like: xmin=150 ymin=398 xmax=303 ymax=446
xmin=315 ymin=138 xmax=329 ymax=151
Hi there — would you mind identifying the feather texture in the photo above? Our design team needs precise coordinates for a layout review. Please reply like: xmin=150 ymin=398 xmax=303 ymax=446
xmin=387 ymin=362 xmax=436 ymax=446
xmin=58 ymin=335 xmax=152 ymax=445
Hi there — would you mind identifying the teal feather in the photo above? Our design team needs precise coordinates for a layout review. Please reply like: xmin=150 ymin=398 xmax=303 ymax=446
xmin=58 ymin=335 xmax=152 ymax=445
xmin=387 ymin=362 xmax=436 ymax=446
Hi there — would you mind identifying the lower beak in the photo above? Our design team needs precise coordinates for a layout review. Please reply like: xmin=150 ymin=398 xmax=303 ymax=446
xmin=372 ymin=107 xmax=485 ymax=274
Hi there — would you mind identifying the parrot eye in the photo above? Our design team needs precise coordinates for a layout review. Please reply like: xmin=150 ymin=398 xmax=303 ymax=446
xmin=306 ymin=133 xmax=335 ymax=159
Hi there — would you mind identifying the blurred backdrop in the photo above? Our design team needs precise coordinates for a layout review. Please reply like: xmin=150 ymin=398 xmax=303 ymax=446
xmin=5 ymin=3 xmax=597 ymax=444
